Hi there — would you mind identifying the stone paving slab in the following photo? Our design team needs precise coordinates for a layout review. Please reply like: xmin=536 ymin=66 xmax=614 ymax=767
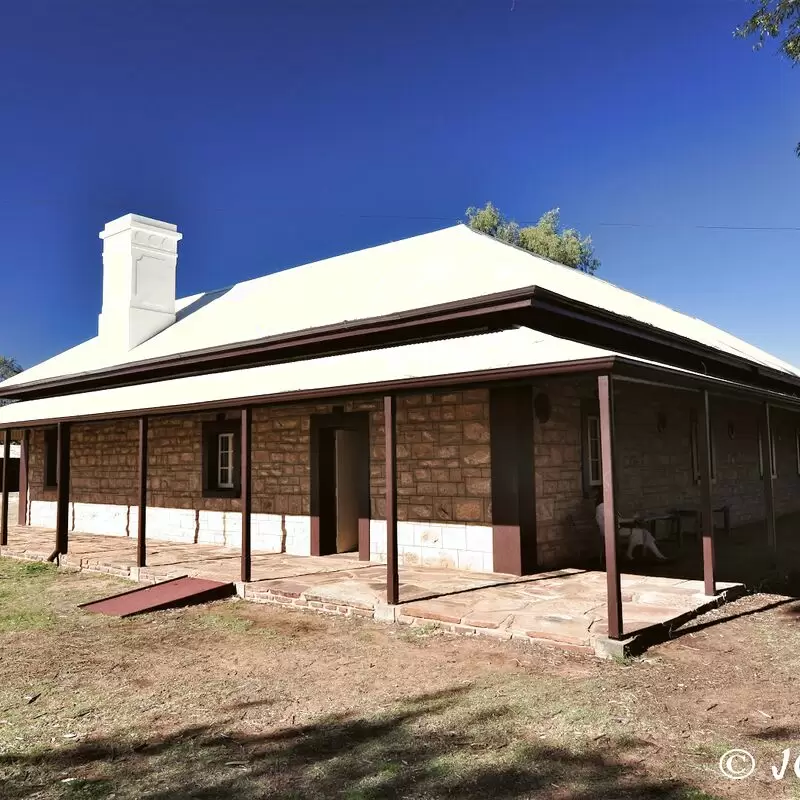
xmin=1 ymin=524 xmax=744 ymax=657
xmin=508 ymin=613 xmax=597 ymax=647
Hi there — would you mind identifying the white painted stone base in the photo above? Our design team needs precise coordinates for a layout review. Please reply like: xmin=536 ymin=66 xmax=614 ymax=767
xmin=73 ymin=502 xmax=129 ymax=537
xmin=30 ymin=500 xmax=57 ymax=529
xmin=369 ymin=520 xmax=493 ymax=573
xmin=27 ymin=502 xmax=492 ymax=572
xmin=28 ymin=501 xmax=311 ymax=556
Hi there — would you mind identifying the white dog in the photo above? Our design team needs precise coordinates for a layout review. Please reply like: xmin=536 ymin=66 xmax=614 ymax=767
xmin=596 ymin=501 xmax=667 ymax=561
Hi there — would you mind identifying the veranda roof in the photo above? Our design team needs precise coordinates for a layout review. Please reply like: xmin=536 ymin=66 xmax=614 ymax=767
xmin=0 ymin=328 xmax=614 ymax=425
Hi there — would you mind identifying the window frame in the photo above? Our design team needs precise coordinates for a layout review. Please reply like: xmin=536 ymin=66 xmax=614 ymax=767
xmin=759 ymin=428 xmax=778 ymax=480
xmin=772 ymin=428 xmax=779 ymax=480
xmin=202 ymin=419 xmax=241 ymax=498
xmin=586 ymin=414 xmax=602 ymax=488
xmin=796 ymin=429 xmax=800 ymax=477
xmin=43 ymin=427 xmax=58 ymax=489
xmin=580 ymin=399 xmax=602 ymax=497
xmin=217 ymin=432 xmax=235 ymax=490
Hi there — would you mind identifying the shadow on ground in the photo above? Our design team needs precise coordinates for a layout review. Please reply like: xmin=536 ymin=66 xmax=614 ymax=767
xmin=2 ymin=687 xmax=711 ymax=800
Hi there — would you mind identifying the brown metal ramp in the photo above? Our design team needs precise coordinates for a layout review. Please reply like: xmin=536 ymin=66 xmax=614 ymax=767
xmin=79 ymin=576 xmax=235 ymax=617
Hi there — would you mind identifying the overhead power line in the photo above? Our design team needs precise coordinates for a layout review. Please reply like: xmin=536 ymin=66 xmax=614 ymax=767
xmin=596 ymin=222 xmax=800 ymax=232
xmin=355 ymin=214 xmax=800 ymax=232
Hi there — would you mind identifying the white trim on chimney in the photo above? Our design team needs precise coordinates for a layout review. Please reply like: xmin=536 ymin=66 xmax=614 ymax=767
xmin=97 ymin=214 xmax=183 ymax=351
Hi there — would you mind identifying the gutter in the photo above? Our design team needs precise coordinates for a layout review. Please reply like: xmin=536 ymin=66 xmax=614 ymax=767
xmin=0 ymin=356 xmax=618 ymax=428
xmin=0 ymin=289 xmax=536 ymax=400
xmin=5 ymin=351 xmax=800 ymax=430
xmin=4 ymin=283 xmax=800 ymax=404
xmin=529 ymin=289 xmax=800 ymax=396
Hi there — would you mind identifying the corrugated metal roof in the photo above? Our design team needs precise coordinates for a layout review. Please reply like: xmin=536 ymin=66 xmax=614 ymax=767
xmin=0 ymin=329 xmax=612 ymax=425
xmin=2 ymin=224 xmax=797 ymax=393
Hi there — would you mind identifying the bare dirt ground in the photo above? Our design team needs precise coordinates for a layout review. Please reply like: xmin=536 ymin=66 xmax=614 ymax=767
xmin=2 ymin=561 xmax=800 ymax=799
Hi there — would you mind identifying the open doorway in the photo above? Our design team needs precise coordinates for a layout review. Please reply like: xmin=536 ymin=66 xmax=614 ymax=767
xmin=334 ymin=429 xmax=360 ymax=553
xmin=311 ymin=411 xmax=370 ymax=558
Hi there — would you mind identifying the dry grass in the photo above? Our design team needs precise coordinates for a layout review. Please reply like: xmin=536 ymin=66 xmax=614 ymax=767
xmin=2 ymin=559 xmax=800 ymax=798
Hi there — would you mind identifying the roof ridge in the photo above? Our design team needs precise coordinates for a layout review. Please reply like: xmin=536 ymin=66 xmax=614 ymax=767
xmin=464 ymin=225 xmax=791 ymax=367
xmin=177 ymin=224 xmax=464 ymax=303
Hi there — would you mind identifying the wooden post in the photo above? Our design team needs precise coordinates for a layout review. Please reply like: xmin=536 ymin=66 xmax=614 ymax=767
xmin=137 ymin=416 xmax=148 ymax=568
xmin=698 ymin=390 xmax=716 ymax=596
xmin=55 ymin=421 xmax=70 ymax=555
xmin=18 ymin=430 xmax=28 ymax=526
xmin=1 ymin=429 xmax=9 ymax=547
xmin=598 ymin=375 xmax=623 ymax=640
xmin=763 ymin=402 xmax=777 ymax=558
xmin=384 ymin=395 xmax=398 ymax=605
xmin=240 ymin=407 xmax=252 ymax=584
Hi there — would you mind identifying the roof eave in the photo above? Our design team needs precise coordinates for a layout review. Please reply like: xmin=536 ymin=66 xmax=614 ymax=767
xmin=1 ymin=355 xmax=619 ymax=428
xmin=4 ymin=280 xmax=799 ymax=404
xmin=528 ymin=288 xmax=800 ymax=396
xmin=611 ymin=356 xmax=800 ymax=412
xmin=0 ymin=288 xmax=538 ymax=400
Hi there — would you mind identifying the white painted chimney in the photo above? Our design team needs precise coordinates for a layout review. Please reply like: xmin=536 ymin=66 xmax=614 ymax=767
xmin=97 ymin=214 xmax=183 ymax=350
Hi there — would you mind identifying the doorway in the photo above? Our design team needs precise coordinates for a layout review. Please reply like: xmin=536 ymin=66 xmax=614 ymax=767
xmin=310 ymin=411 xmax=370 ymax=558
xmin=334 ymin=429 xmax=360 ymax=553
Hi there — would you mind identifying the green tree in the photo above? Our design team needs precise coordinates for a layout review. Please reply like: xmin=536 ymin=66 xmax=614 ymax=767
xmin=736 ymin=0 xmax=800 ymax=155
xmin=0 ymin=356 xmax=21 ymax=381
xmin=0 ymin=356 xmax=21 ymax=409
xmin=465 ymin=202 xmax=600 ymax=273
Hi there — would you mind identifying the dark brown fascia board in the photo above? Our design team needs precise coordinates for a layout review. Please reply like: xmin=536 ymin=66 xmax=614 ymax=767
xmin=6 ymin=356 xmax=618 ymax=428
xmin=5 ymin=279 xmax=798 ymax=403
xmin=611 ymin=357 xmax=800 ymax=413
xmin=9 ymin=353 xmax=800 ymax=430
xmin=530 ymin=288 xmax=800 ymax=394
xmin=0 ymin=290 xmax=537 ymax=400
xmin=757 ymin=363 xmax=800 ymax=386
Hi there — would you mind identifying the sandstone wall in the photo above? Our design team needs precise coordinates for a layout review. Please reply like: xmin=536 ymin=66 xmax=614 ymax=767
xmin=530 ymin=378 xmax=800 ymax=568
xmin=24 ymin=380 xmax=800 ymax=575
xmin=26 ymin=392 xmax=494 ymax=571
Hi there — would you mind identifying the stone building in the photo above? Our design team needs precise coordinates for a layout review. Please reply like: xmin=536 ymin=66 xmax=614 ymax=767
xmin=1 ymin=214 xmax=798 ymax=639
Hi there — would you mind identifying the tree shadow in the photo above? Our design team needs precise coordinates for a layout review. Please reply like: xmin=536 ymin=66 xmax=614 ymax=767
xmin=2 ymin=687 xmax=708 ymax=799
xmin=396 ymin=568 xmax=592 ymax=606
xmin=749 ymin=725 xmax=800 ymax=741
xmin=668 ymin=595 xmax=800 ymax=640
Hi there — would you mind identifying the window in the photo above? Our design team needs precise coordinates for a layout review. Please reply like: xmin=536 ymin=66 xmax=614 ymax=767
xmin=773 ymin=431 xmax=778 ymax=478
xmin=796 ymin=430 xmax=800 ymax=476
xmin=581 ymin=399 xmax=603 ymax=496
xmin=43 ymin=428 xmax=58 ymax=489
xmin=759 ymin=433 xmax=764 ymax=478
xmin=587 ymin=415 xmax=602 ymax=487
xmin=217 ymin=432 xmax=234 ymax=489
xmin=712 ymin=433 xmax=717 ymax=482
xmin=202 ymin=420 xmax=241 ymax=497
xmin=759 ymin=428 xmax=778 ymax=480
xmin=690 ymin=411 xmax=716 ymax=483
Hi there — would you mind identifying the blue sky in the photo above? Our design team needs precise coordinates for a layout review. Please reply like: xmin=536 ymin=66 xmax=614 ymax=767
xmin=0 ymin=1 xmax=797 ymax=369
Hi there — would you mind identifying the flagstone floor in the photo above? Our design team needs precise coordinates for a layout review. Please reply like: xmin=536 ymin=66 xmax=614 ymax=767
xmin=1 ymin=523 xmax=742 ymax=656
